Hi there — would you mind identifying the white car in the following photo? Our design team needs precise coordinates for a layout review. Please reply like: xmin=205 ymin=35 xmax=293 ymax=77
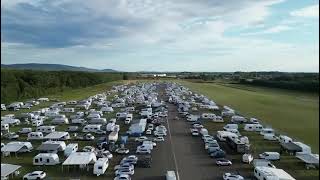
xmin=114 ymin=163 xmax=134 ymax=171
xmin=153 ymin=136 xmax=165 ymax=142
xmin=223 ymin=173 xmax=244 ymax=180
xmin=115 ymin=168 xmax=134 ymax=176
xmin=135 ymin=136 xmax=148 ymax=142
xmin=114 ymin=174 xmax=131 ymax=180
xmin=115 ymin=148 xmax=130 ymax=154
xmin=136 ymin=148 xmax=151 ymax=154
xmin=123 ymin=155 xmax=138 ymax=162
xmin=216 ymin=158 xmax=232 ymax=166
xmin=23 ymin=171 xmax=46 ymax=180
xmin=146 ymin=129 xmax=152 ymax=135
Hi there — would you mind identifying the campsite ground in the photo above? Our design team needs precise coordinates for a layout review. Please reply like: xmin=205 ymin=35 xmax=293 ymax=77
xmin=1 ymin=79 xmax=319 ymax=179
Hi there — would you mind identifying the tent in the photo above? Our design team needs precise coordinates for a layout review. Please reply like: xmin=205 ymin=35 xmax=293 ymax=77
xmin=62 ymin=152 xmax=97 ymax=169
xmin=1 ymin=163 xmax=21 ymax=179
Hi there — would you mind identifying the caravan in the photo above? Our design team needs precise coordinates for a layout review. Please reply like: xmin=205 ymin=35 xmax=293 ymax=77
xmin=82 ymin=124 xmax=102 ymax=133
xmin=244 ymin=124 xmax=263 ymax=132
xmin=216 ymin=131 xmax=238 ymax=141
xmin=125 ymin=114 xmax=133 ymax=125
xmin=90 ymin=118 xmax=107 ymax=124
xmin=51 ymin=117 xmax=69 ymax=125
xmin=223 ymin=124 xmax=238 ymax=130
xmin=33 ymin=153 xmax=60 ymax=165
xmin=93 ymin=158 xmax=109 ymax=176
xmin=31 ymin=119 xmax=43 ymax=127
xmin=27 ymin=132 xmax=44 ymax=140
xmin=36 ymin=126 xmax=56 ymax=134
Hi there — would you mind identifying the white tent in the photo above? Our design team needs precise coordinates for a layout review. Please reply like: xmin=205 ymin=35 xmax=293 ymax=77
xmin=44 ymin=131 xmax=70 ymax=140
xmin=62 ymin=152 xmax=96 ymax=166
xmin=1 ymin=163 xmax=21 ymax=179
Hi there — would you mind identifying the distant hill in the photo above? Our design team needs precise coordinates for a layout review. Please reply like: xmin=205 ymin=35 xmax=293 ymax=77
xmin=1 ymin=63 xmax=118 ymax=72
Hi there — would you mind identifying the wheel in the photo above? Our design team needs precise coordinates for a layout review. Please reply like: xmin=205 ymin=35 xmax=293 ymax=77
xmin=36 ymin=177 xmax=40 ymax=180
xmin=23 ymin=178 xmax=28 ymax=180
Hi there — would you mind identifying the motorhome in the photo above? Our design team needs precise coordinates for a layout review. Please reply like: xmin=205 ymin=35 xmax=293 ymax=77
xmin=33 ymin=153 xmax=60 ymax=165
xmin=93 ymin=158 xmax=109 ymax=176
xmin=36 ymin=126 xmax=56 ymax=134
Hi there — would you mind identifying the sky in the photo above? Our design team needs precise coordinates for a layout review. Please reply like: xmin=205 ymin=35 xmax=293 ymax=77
xmin=1 ymin=0 xmax=319 ymax=72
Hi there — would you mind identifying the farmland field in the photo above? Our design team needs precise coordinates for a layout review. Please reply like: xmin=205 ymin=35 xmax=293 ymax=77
xmin=178 ymin=80 xmax=319 ymax=153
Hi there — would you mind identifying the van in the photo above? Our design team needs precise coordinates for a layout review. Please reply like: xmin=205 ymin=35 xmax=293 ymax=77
xmin=64 ymin=143 xmax=78 ymax=157
xmin=166 ymin=171 xmax=177 ymax=180
xmin=27 ymin=132 xmax=44 ymax=140
xmin=259 ymin=152 xmax=280 ymax=160
xmin=93 ymin=158 xmax=109 ymax=176
xmin=223 ymin=124 xmax=238 ymax=130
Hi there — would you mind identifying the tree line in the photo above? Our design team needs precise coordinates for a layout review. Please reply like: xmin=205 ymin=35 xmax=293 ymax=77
xmin=1 ymin=69 xmax=124 ymax=104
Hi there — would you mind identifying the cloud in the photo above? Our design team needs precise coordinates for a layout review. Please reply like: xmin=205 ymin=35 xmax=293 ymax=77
xmin=290 ymin=4 xmax=319 ymax=18
xmin=241 ymin=25 xmax=292 ymax=36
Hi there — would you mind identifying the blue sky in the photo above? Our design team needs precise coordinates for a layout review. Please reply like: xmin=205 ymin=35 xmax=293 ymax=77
xmin=1 ymin=0 xmax=319 ymax=72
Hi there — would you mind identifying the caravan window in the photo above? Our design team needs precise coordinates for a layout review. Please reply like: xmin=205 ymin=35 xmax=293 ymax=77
xmin=254 ymin=169 xmax=257 ymax=173
xmin=98 ymin=166 xmax=102 ymax=169
xmin=40 ymin=158 xmax=42 ymax=161
xmin=47 ymin=159 xmax=50 ymax=163
xmin=35 ymin=159 xmax=39 ymax=163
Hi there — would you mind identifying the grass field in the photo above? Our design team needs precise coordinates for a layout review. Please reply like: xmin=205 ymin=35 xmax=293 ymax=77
xmin=179 ymin=80 xmax=319 ymax=153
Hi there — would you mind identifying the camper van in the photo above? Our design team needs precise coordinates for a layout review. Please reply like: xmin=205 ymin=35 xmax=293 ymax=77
xmin=64 ymin=143 xmax=78 ymax=157
xmin=36 ymin=126 xmax=56 ymax=134
xmin=93 ymin=158 xmax=109 ymax=176
xmin=259 ymin=152 xmax=280 ymax=160
xmin=223 ymin=124 xmax=238 ymax=130
xmin=27 ymin=132 xmax=44 ymax=140
xmin=32 ymin=119 xmax=44 ymax=127
xmin=33 ymin=153 xmax=60 ymax=165
xmin=244 ymin=124 xmax=263 ymax=132
xmin=82 ymin=124 xmax=102 ymax=133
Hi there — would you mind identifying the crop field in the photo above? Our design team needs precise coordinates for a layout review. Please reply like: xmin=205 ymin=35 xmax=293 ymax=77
xmin=179 ymin=80 xmax=319 ymax=153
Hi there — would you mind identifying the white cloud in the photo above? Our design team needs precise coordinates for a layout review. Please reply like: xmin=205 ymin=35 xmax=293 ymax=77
xmin=241 ymin=25 xmax=292 ymax=36
xmin=291 ymin=4 xmax=319 ymax=18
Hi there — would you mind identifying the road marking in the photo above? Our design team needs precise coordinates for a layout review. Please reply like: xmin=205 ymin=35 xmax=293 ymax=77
xmin=166 ymin=112 xmax=181 ymax=180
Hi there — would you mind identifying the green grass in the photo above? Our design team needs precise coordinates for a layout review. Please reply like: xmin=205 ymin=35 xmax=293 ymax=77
xmin=179 ymin=80 xmax=319 ymax=153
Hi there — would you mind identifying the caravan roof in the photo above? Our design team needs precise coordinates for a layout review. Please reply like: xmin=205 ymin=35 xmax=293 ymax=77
xmin=255 ymin=166 xmax=295 ymax=180
xmin=44 ymin=132 xmax=70 ymax=140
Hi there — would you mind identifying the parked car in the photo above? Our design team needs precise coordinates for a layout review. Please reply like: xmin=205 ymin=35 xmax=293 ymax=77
xmin=223 ymin=173 xmax=244 ymax=180
xmin=135 ymin=136 xmax=148 ymax=142
xmin=216 ymin=158 xmax=232 ymax=166
xmin=136 ymin=148 xmax=151 ymax=154
xmin=114 ymin=174 xmax=131 ymax=180
xmin=23 ymin=171 xmax=46 ymax=180
xmin=115 ymin=148 xmax=130 ymax=154
xmin=95 ymin=129 xmax=106 ymax=135
xmin=123 ymin=155 xmax=138 ymax=162
xmin=146 ymin=129 xmax=152 ymax=135
xmin=114 ymin=163 xmax=134 ymax=171
xmin=115 ymin=168 xmax=134 ymax=176
xmin=210 ymin=150 xmax=226 ymax=158
xmin=153 ymin=136 xmax=165 ymax=142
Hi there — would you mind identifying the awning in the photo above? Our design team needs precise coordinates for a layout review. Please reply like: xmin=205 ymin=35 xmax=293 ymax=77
xmin=1 ymin=164 xmax=21 ymax=177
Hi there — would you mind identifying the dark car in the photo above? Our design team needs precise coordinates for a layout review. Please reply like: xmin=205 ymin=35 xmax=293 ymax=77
xmin=210 ymin=150 xmax=226 ymax=158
